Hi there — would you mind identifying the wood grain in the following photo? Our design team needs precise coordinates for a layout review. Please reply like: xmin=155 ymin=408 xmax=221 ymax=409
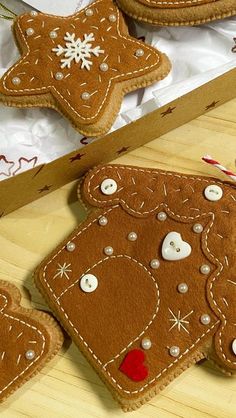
xmin=0 ymin=99 xmax=235 ymax=418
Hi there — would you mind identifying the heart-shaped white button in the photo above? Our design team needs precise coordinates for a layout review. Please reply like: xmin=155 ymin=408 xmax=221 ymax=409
xmin=162 ymin=232 xmax=192 ymax=261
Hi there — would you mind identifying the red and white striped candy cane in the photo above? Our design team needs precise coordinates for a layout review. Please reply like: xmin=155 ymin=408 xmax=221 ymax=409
xmin=202 ymin=155 xmax=236 ymax=182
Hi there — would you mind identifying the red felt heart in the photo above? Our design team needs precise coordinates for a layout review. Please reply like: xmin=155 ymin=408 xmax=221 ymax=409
xmin=119 ymin=349 xmax=148 ymax=382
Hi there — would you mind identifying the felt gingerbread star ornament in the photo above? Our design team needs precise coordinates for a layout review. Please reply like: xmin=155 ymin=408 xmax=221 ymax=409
xmin=117 ymin=0 xmax=236 ymax=26
xmin=0 ymin=0 xmax=170 ymax=137
xmin=36 ymin=164 xmax=236 ymax=411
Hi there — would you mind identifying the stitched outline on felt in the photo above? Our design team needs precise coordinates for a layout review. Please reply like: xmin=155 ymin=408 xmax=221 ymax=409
xmin=137 ymin=0 xmax=217 ymax=6
xmin=0 ymin=293 xmax=46 ymax=396
xmin=2 ymin=0 xmax=160 ymax=122
xmin=56 ymin=254 xmax=160 ymax=368
xmin=41 ymin=176 xmax=232 ymax=394
xmin=87 ymin=166 xmax=236 ymax=370
xmin=41 ymin=203 xmax=220 ymax=393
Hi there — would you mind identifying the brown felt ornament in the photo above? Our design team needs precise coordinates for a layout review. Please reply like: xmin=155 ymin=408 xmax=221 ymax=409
xmin=35 ymin=164 xmax=236 ymax=411
xmin=116 ymin=0 xmax=236 ymax=26
xmin=0 ymin=0 xmax=170 ymax=137
xmin=0 ymin=280 xmax=63 ymax=402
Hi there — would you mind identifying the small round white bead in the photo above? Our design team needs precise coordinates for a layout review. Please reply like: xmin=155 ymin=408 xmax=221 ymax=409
xmin=66 ymin=242 xmax=75 ymax=252
xmin=55 ymin=72 xmax=64 ymax=81
xmin=30 ymin=10 xmax=38 ymax=17
xmin=169 ymin=346 xmax=180 ymax=357
xmin=104 ymin=246 xmax=113 ymax=256
xmin=193 ymin=223 xmax=203 ymax=234
xmin=99 ymin=216 xmax=108 ymax=226
xmin=177 ymin=283 xmax=188 ymax=294
xmin=150 ymin=259 xmax=160 ymax=269
xmin=100 ymin=63 xmax=109 ymax=72
xmin=232 ymin=339 xmax=236 ymax=356
xmin=200 ymin=264 xmax=211 ymax=275
xmin=85 ymin=8 xmax=93 ymax=16
xmin=200 ymin=314 xmax=211 ymax=325
xmin=25 ymin=350 xmax=35 ymax=360
xmin=157 ymin=212 xmax=167 ymax=221
xmin=135 ymin=48 xmax=144 ymax=57
xmin=49 ymin=30 xmax=58 ymax=39
xmin=128 ymin=232 xmax=137 ymax=242
xmin=12 ymin=77 xmax=21 ymax=85
xmin=81 ymin=92 xmax=90 ymax=101
xmin=26 ymin=27 xmax=35 ymax=36
xmin=109 ymin=14 xmax=117 ymax=22
xmin=141 ymin=338 xmax=152 ymax=350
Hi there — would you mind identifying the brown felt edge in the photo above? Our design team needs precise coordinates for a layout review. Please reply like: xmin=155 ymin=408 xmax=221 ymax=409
xmin=0 ymin=279 xmax=64 ymax=403
xmin=116 ymin=0 xmax=236 ymax=26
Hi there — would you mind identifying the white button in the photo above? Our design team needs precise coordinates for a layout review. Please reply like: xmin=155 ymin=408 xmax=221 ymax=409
xmin=204 ymin=185 xmax=223 ymax=202
xmin=100 ymin=179 xmax=117 ymax=195
xmin=162 ymin=232 xmax=191 ymax=261
xmin=232 ymin=339 xmax=236 ymax=356
xmin=80 ymin=274 xmax=98 ymax=293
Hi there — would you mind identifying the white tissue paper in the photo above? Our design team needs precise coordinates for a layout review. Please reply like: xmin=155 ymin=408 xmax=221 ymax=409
xmin=0 ymin=0 xmax=235 ymax=181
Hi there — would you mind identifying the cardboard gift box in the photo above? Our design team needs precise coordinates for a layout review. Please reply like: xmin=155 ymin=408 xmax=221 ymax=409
xmin=0 ymin=0 xmax=236 ymax=217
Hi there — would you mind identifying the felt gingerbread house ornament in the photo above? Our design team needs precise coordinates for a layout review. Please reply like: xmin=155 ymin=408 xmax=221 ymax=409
xmin=36 ymin=164 xmax=236 ymax=411
xmin=0 ymin=0 xmax=170 ymax=137
xmin=117 ymin=0 xmax=236 ymax=26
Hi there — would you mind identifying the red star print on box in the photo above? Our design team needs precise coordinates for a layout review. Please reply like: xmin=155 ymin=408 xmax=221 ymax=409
xmin=0 ymin=0 xmax=170 ymax=137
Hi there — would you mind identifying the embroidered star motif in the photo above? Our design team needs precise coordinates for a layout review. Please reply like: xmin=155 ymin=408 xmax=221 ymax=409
xmin=53 ymin=262 xmax=72 ymax=280
xmin=38 ymin=185 xmax=52 ymax=193
xmin=168 ymin=308 xmax=193 ymax=334
xmin=0 ymin=0 xmax=169 ymax=137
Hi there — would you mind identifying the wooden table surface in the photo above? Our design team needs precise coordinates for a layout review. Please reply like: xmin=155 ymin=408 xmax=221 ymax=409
xmin=0 ymin=99 xmax=236 ymax=418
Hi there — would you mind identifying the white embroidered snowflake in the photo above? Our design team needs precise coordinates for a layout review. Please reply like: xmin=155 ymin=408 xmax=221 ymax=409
xmin=52 ymin=32 xmax=104 ymax=71
xmin=168 ymin=308 xmax=193 ymax=334
xmin=53 ymin=262 xmax=72 ymax=280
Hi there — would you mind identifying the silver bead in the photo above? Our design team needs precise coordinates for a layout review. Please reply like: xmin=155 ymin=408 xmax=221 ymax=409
xmin=49 ymin=30 xmax=58 ymax=39
xmin=25 ymin=350 xmax=35 ymax=360
xmin=100 ymin=63 xmax=109 ymax=72
xmin=55 ymin=72 xmax=64 ymax=81
xmin=26 ymin=27 xmax=34 ymax=36
xmin=128 ymin=232 xmax=137 ymax=242
xmin=141 ymin=338 xmax=152 ymax=350
xmin=150 ymin=259 xmax=160 ymax=269
xmin=109 ymin=14 xmax=117 ymax=22
xmin=200 ymin=314 xmax=211 ymax=325
xmin=157 ymin=212 xmax=167 ymax=221
xmin=66 ymin=242 xmax=75 ymax=252
xmin=135 ymin=48 xmax=144 ymax=57
xmin=104 ymin=246 xmax=113 ymax=256
xmin=85 ymin=8 xmax=93 ymax=16
xmin=177 ymin=283 xmax=188 ymax=294
xmin=30 ymin=10 xmax=38 ymax=17
xmin=200 ymin=264 xmax=211 ymax=275
xmin=193 ymin=223 xmax=203 ymax=234
xmin=12 ymin=77 xmax=21 ymax=85
xmin=169 ymin=346 xmax=180 ymax=357
xmin=81 ymin=92 xmax=90 ymax=101
xmin=98 ymin=216 xmax=108 ymax=226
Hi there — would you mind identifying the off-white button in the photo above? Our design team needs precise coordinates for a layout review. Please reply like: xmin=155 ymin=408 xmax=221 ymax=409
xmin=204 ymin=185 xmax=223 ymax=202
xmin=232 ymin=339 xmax=236 ymax=356
xmin=100 ymin=178 xmax=117 ymax=195
xmin=80 ymin=274 xmax=98 ymax=293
